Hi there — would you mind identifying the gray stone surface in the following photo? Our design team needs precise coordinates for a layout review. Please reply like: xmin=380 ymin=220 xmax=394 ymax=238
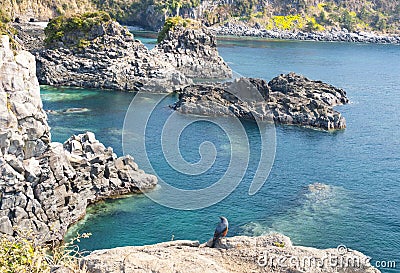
xmin=152 ymin=25 xmax=232 ymax=79
xmin=36 ymin=21 xmax=191 ymax=93
xmin=0 ymin=35 xmax=50 ymax=159
xmin=0 ymin=35 xmax=157 ymax=242
xmin=173 ymin=73 xmax=348 ymax=130
xmin=83 ymin=234 xmax=380 ymax=273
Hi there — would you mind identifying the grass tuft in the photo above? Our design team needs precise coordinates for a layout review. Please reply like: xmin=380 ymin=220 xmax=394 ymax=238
xmin=0 ymin=228 xmax=91 ymax=273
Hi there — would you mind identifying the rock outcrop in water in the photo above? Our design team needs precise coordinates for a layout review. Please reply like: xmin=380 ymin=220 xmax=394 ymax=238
xmin=173 ymin=73 xmax=348 ymax=130
xmin=36 ymin=19 xmax=190 ymax=93
xmin=152 ymin=24 xmax=232 ymax=79
xmin=83 ymin=234 xmax=380 ymax=273
xmin=0 ymin=35 xmax=157 ymax=242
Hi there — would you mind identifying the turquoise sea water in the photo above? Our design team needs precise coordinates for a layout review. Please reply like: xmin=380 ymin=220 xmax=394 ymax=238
xmin=41 ymin=38 xmax=400 ymax=272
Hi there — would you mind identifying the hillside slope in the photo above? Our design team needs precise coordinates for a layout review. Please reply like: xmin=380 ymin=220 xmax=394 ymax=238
xmin=0 ymin=0 xmax=399 ymax=33
xmin=0 ymin=0 xmax=95 ymax=21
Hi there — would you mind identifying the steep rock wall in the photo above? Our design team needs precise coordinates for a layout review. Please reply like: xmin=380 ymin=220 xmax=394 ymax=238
xmin=0 ymin=35 xmax=157 ymax=242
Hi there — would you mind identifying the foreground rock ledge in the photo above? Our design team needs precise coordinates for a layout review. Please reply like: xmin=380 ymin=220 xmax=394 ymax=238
xmin=83 ymin=234 xmax=379 ymax=273
xmin=174 ymin=73 xmax=349 ymax=130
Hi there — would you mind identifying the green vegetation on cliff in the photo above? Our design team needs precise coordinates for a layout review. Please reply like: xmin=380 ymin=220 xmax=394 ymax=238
xmin=0 ymin=0 xmax=399 ymax=33
xmin=0 ymin=10 xmax=18 ymax=50
xmin=157 ymin=16 xmax=199 ymax=42
xmin=0 ymin=230 xmax=90 ymax=273
xmin=0 ymin=0 xmax=95 ymax=20
xmin=0 ymin=10 xmax=14 ymax=36
xmin=89 ymin=0 xmax=201 ymax=28
xmin=203 ymin=0 xmax=399 ymax=33
xmin=44 ymin=11 xmax=111 ymax=47
xmin=67 ymin=0 xmax=400 ymax=33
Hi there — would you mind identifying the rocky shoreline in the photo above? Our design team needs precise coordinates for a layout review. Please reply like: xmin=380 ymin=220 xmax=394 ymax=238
xmin=174 ymin=73 xmax=348 ymax=130
xmin=0 ymin=17 xmax=381 ymax=273
xmin=212 ymin=22 xmax=400 ymax=45
xmin=0 ymin=35 xmax=157 ymax=242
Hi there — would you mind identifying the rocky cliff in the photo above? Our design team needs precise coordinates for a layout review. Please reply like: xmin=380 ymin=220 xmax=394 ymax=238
xmin=173 ymin=73 xmax=348 ymax=130
xmin=36 ymin=19 xmax=190 ymax=93
xmin=152 ymin=24 xmax=232 ymax=79
xmin=83 ymin=234 xmax=380 ymax=273
xmin=0 ymin=35 xmax=157 ymax=242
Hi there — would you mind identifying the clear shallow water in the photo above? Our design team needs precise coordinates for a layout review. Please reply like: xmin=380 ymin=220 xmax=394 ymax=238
xmin=42 ymin=38 xmax=400 ymax=272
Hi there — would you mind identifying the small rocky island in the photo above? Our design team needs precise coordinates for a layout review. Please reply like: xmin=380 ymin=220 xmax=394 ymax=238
xmin=36 ymin=12 xmax=190 ymax=93
xmin=34 ymin=14 xmax=234 ymax=92
xmin=33 ymin=13 xmax=349 ymax=131
xmin=0 ymin=35 xmax=157 ymax=242
xmin=174 ymin=73 xmax=349 ymax=130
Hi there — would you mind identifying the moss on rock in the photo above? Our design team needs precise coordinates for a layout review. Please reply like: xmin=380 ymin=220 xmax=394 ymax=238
xmin=0 ymin=10 xmax=19 ymax=50
xmin=157 ymin=16 xmax=199 ymax=43
xmin=44 ymin=11 xmax=112 ymax=47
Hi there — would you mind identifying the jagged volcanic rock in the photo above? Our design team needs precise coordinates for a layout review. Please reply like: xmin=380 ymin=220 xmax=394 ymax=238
xmin=83 ymin=234 xmax=380 ymax=273
xmin=0 ymin=35 xmax=157 ymax=242
xmin=173 ymin=73 xmax=348 ymax=130
xmin=36 ymin=20 xmax=190 ymax=93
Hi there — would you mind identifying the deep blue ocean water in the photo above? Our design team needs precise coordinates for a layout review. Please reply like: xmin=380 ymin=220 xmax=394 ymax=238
xmin=41 ymin=37 xmax=400 ymax=272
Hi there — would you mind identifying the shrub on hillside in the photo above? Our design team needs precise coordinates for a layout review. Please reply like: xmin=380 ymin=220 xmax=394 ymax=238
xmin=0 ymin=229 xmax=91 ymax=273
xmin=44 ymin=11 xmax=112 ymax=47
xmin=157 ymin=16 xmax=199 ymax=43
